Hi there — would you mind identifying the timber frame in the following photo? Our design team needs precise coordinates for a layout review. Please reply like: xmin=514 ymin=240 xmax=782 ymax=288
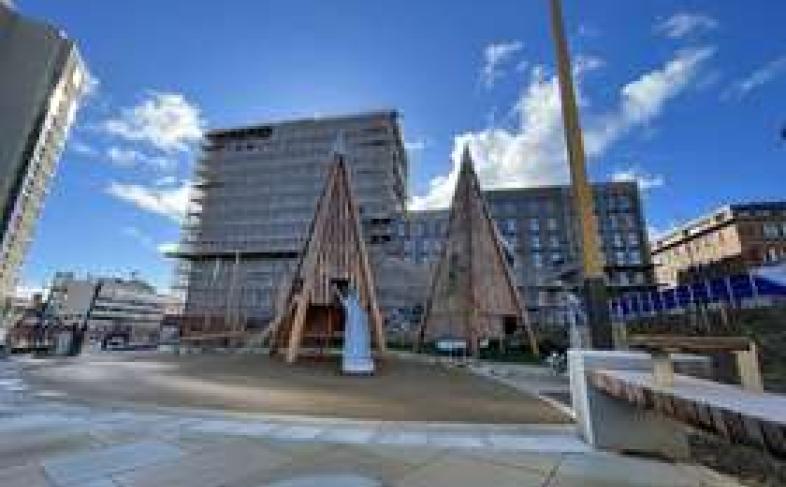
xmin=266 ymin=139 xmax=386 ymax=363
xmin=416 ymin=147 xmax=539 ymax=357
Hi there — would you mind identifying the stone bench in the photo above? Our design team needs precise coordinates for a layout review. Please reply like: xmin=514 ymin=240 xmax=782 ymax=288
xmin=589 ymin=368 xmax=786 ymax=459
xmin=626 ymin=335 xmax=763 ymax=392
xmin=569 ymin=350 xmax=786 ymax=460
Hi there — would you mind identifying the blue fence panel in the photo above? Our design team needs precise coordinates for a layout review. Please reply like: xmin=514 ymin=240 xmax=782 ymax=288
xmin=663 ymin=288 xmax=677 ymax=310
xmin=753 ymin=276 xmax=786 ymax=296
xmin=709 ymin=279 xmax=732 ymax=303
xmin=630 ymin=294 xmax=642 ymax=316
xmin=729 ymin=274 xmax=755 ymax=299
xmin=690 ymin=281 xmax=710 ymax=303
xmin=651 ymin=291 xmax=665 ymax=313
xmin=675 ymin=285 xmax=692 ymax=307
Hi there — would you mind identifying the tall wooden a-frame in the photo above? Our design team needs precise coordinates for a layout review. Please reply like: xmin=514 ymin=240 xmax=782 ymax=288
xmin=416 ymin=147 xmax=539 ymax=357
xmin=267 ymin=138 xmax=386 ymax=363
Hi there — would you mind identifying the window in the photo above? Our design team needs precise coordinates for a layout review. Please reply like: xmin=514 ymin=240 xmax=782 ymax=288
xmin=533 ymin=253 xmax=544 ymax=268
xmin=547 ymin=218 xmax=557 ymax=231
xmin=763 ymin=223 xmax=780 ymax=239
xmin=613 ymin=233 xmax=624 ymax=248
xmin=505 ymin=218 xmax=517 ymax=234
xmin=550 ymin=235 xmax=560 ymax=249
xmin=616 ymin=250 xmax=626 ymax=264
xmin=531 ymin=236 xmax=541 ymax=249
xmin=529 ymin=218 xmax=540 ymax=232
xmin=618 ymin=272 xmax=630 ymax=285
xmin=629 ymin=251 xmax=642 ymax=265
xmin=618 ymin=195 xmax=632 ymax=210
xmin=628 ymin=232 xmax=639 ymax=247
xmin=766 ymin=247 xmax=779 ymax=262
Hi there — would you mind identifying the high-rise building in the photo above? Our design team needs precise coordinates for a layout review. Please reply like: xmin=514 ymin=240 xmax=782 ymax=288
xmin=397 ymin=181 xmax=654 ymax=325
xmin=651 ymin=201 xmax=786 ymax=286
xmin=173 ymin=111 xmax=408 ymax=325
xmin=0 ymin=4 xmax=88 ymax=304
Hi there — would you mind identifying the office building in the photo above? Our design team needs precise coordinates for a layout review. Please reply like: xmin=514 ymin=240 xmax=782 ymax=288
xmin=651 ymin=201 xmax=786 ymax=286
xmin=0 ymin=4 xmax=88 ymax=304
xmin=173 ymin=111 xmax=407 ymax=325
xmin=46 ymin=272 xmax=169 ymax=345
xmin=397 ymin=181 xmax=654 ymax=325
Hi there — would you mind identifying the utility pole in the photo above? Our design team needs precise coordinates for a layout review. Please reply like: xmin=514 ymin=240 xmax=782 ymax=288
xmin=548 ymin=0 xmax=613 ymax=348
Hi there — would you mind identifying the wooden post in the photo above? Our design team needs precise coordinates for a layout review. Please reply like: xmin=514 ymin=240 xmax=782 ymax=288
xmin=652 ymin=353 xmax=675 ymax=388
xmin=735 ymin=341 xmax=764 ymax=392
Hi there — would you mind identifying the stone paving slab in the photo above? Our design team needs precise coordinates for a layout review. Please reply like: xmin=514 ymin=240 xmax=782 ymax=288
xmin=0 ymin=357 xmax=746 ymax=487
xmin=0 ymin=429 xmax=99 ymax=470
xmin=113 ymin=439 xmax=289 ymax=487
xmin=42 ymin=440 xmax=183 ymax=485
xmin=0 ymin=463 xmax=52 ymax=487
xmin=396 ymin=453 xmax=548 ymax=487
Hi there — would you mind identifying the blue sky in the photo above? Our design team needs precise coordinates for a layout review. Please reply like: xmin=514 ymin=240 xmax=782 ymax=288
xmin=15 ymin=0 xmax=786 ymax=294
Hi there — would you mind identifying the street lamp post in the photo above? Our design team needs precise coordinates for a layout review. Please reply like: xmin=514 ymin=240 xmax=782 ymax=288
xmin=548 ymin=0 xmax=613 ymax=349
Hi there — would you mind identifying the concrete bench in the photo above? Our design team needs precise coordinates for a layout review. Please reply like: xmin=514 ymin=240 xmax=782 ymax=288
xmin=626 ymin=335 xmax=763 ymax=392
xmin=589 ymin=368 xmax=786 ymax=459
xmin=569 ymin=350 xmax=786 ymax=460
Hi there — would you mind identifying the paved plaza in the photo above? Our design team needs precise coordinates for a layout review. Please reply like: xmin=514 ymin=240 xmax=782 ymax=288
xmin=20 ymin=352 xmax=570 ymax=424
xmin=0 ymin=354 xmax=742 ymax=486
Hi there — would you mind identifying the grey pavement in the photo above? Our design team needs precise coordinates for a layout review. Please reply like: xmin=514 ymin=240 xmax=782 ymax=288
xmin=0 ymin=357 xmax=741 ymax=486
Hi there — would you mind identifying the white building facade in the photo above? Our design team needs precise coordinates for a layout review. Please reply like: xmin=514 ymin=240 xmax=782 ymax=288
xmin=46 ymin=273 xmax=169 ymax=345
xmin=0 ymin=5 xmax=88 ymax=305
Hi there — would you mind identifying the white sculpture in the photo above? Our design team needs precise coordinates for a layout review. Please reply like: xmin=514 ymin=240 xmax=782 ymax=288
xmin=340 ymin=286 xmax=375 ymax=375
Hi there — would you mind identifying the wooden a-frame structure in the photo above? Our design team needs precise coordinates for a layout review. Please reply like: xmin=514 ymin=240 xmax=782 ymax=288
xmin=267 ymin=138 xmax=386 ymax=363
xmin=416 ymin=147 xmax=539 ymax=357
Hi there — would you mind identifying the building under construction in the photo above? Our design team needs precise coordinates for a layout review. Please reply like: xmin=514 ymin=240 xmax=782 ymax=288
xmin=171 ymin=111 xmax=407 ymax=334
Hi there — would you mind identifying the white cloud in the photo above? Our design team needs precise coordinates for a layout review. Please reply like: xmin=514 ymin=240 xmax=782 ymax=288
xmin=410 ymin=48 xmax=714 ymax=210
xmin=481 ymin=40 xmax=524 ymax=88
xmin=69 ymin=140 xmax=98 ymax=157
xmin=122 ymin=225 xmax=155 ymax=250
xmin=725 ymin=55 xmax=786 ymax=99
xmin=655 ymin=12 xmax=718 ymax=39
xmin=157 ymin=242 xmax=180 ymax=255
xmin=106 ymin=180 xmax=191 ymax=222
xmin=106 ymin=146 xmax=174 ymax=171
xmin=82 ymin=70 xmax=100 ymax=99
xmin=404 ymin=139 xmax=427 ymax=152
xmin=153 ymin=175 xmax=178 ymax=187
xmin=102 ymin=91 xmax=204 ymax=152
xmin=586 ymin=47 xmax=715 ymax=152
xmin=611 ymin=166 xmax=665 ymax=191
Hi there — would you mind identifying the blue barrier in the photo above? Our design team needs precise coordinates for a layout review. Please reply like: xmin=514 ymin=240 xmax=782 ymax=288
xmin=611 ymin=265 xmax=786 ymax=320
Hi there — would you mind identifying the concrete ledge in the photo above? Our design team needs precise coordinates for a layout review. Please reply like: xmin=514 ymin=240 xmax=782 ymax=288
xmin=568 ymin=350 xmax=711 ymax=460
xmin=590 ymin=369 xmax=786 ymax=458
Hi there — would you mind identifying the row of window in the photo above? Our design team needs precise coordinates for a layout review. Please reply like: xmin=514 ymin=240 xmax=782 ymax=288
xmin=486 ymin=193 xmax=635 ymax=216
